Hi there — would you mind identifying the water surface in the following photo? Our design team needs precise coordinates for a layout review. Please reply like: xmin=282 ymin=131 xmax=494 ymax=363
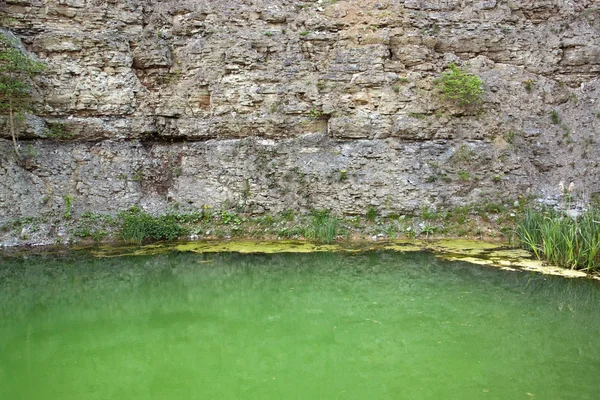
xmin=1 ymin=250 xmax=599 ymax=399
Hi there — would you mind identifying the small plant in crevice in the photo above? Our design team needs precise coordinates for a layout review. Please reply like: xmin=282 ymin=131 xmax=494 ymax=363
xmin=132 ymin=169 xmax=144 ymax=182
xmin=46 ymin=123 xmax=74 ymax=140
xmin=338 ymin=169 xmax=348 ymax=182
xmin=63 ymin=195 xmax=74 ymax=219
xmin=523 ymin=79 xmax=534 ymax=92
xmin=366 ymin=206 xmax=378 ymax=222
xmin=451 ymin=144 xmax=476 ymax=165
xmin=458 ymin=170 xmax=470 ymax=181
xmin=269 ymin=102 xmax=280 ymax=113
xmin=550 ymin=110 xmax=561 ymax=124
xmin=22 ymin=144 xmax=38 ymax=158
xmin=240 ymin=179 xmax=251 ymax=203
xmin=504 ymin=130 xmax=519 ymax=144
xmin=308 ymin=108 xmax=323 ymax=120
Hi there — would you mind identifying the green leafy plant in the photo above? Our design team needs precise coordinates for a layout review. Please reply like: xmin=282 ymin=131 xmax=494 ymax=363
xmin=451 ymin=144 xmax=476 ymax=165
xmin=22 ymin=144 xmax=38 ymax=158
xmin=119 ymin=206 xmax=187 ymax=243
xmin=0 ymin=32 xmax=45 ymax=157
xmin=46 ymin=122 xmax=74 ymax=140
xmin=458 ymin=170 xmax=470 ymax=181
xmin=435 ymin=63 xmax=484 ymax=107
xmin=523 ymin=79 xmax=534 ymax=92
xmin=366 ymin=206 xmax=378 ymax=222
xmin=504 ymin=130 xmax=519 ymax=144
xmin=550 ymin=110 xmax=561 ymax=124
xmin=63 ymin=195 xmax=74 ymax=219
xmin=308 ymin=108 xmax=323 ymax=120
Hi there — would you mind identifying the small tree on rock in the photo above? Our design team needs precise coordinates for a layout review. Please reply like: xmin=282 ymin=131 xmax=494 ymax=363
xmin=435 ymin=63 xmax=484 ymax=108
xmin=0 ymin=31 xmax=45 ymax=157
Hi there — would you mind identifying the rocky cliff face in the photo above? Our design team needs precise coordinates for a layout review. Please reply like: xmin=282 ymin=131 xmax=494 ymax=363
xmin=1 ymin=0 xmax=599 ymax=225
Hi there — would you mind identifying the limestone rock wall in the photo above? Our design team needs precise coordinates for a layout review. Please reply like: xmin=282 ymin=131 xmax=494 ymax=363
xmin=1 ymin=0 xmax=599 ymax=223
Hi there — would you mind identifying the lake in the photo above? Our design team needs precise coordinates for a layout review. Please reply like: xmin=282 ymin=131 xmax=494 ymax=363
xmin=1 ymin=248 xmax=599 ymax=399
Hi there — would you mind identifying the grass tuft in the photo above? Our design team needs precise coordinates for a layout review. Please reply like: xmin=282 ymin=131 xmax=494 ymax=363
xmin=304 ymin=209 xmax=340 ymax=244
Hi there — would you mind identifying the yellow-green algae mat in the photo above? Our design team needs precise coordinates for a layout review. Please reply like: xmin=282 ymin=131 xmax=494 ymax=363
xmin=89 ymin=239 xmax=597 ymax=280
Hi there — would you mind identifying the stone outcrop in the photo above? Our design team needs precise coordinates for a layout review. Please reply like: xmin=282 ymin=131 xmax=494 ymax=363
xmin=1 ymin=0 xmax=599 ymax=227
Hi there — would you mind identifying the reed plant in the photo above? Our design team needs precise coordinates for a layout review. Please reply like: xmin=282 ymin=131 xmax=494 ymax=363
xmin=304 ymin=209 xmax=340 ymax=244
xmin=515 ymin=207 xmax=600 ymax=271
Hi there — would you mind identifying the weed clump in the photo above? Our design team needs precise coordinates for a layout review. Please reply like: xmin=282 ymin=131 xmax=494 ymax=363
xmin=120 ymin=207 xmax=187 ymax=242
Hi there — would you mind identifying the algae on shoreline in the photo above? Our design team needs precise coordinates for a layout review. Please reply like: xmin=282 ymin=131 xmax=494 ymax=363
xmin=78 ymin=238 xmax=597 ymax=280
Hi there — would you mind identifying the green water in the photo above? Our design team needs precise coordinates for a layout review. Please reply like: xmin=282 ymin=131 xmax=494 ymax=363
xmin=1 ymin=250 xmax=599 ymax=399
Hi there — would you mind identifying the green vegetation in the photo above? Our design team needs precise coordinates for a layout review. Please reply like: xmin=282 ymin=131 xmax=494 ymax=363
xmin=1 ymin=198 xmax=534 ymax=248
xmin=120 ymin=207 xmax=188 ymax=243
xmin=516 ymin=207 xmax=600 ymax=271
xmin=451 ymin=144 xmax=476 ymax=165
xmin=46 ymin=122 xmax=74 ymax=140
xmin=22 ymin=143 xmax=38 ymax=158
xmin=366 ymin=206 xmax=378 ymax=222
xmin=550 ymin=110 xmax=561 ymax=125
xmin=308 ymin=108 xmax=323 ymax=119
xmin=0 ymin=32 xmax=45 ymax=157
xmin=63 ymin=195 xmax=74 ymax=219
xmin=435 ymin=63 xmax=484 ymax=108
xmin=504 ymin=130 xmax=519 ymax=144
xmin=304 ymin=209 xmax=340 ymax=244
xmin=523 ymin=79 xmax=534 ymax=92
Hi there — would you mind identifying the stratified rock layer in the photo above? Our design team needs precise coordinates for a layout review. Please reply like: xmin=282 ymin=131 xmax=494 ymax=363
xmin=1 ymin=0 xmax=599 ymax=223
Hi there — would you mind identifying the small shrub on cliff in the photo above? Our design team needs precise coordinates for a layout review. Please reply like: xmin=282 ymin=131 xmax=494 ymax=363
xmin=435 ymin=63 xmax=484 ymax=108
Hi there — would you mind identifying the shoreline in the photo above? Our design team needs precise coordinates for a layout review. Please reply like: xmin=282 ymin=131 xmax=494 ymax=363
xmin=2 ymin=235 xmax=598 ymax=281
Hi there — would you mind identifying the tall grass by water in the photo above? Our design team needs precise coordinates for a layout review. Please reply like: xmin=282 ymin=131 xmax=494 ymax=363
xmin=303 ymin=209 xmax=340 ymax=243
xmin=515 ymin=207 xmax=600 ymax=271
